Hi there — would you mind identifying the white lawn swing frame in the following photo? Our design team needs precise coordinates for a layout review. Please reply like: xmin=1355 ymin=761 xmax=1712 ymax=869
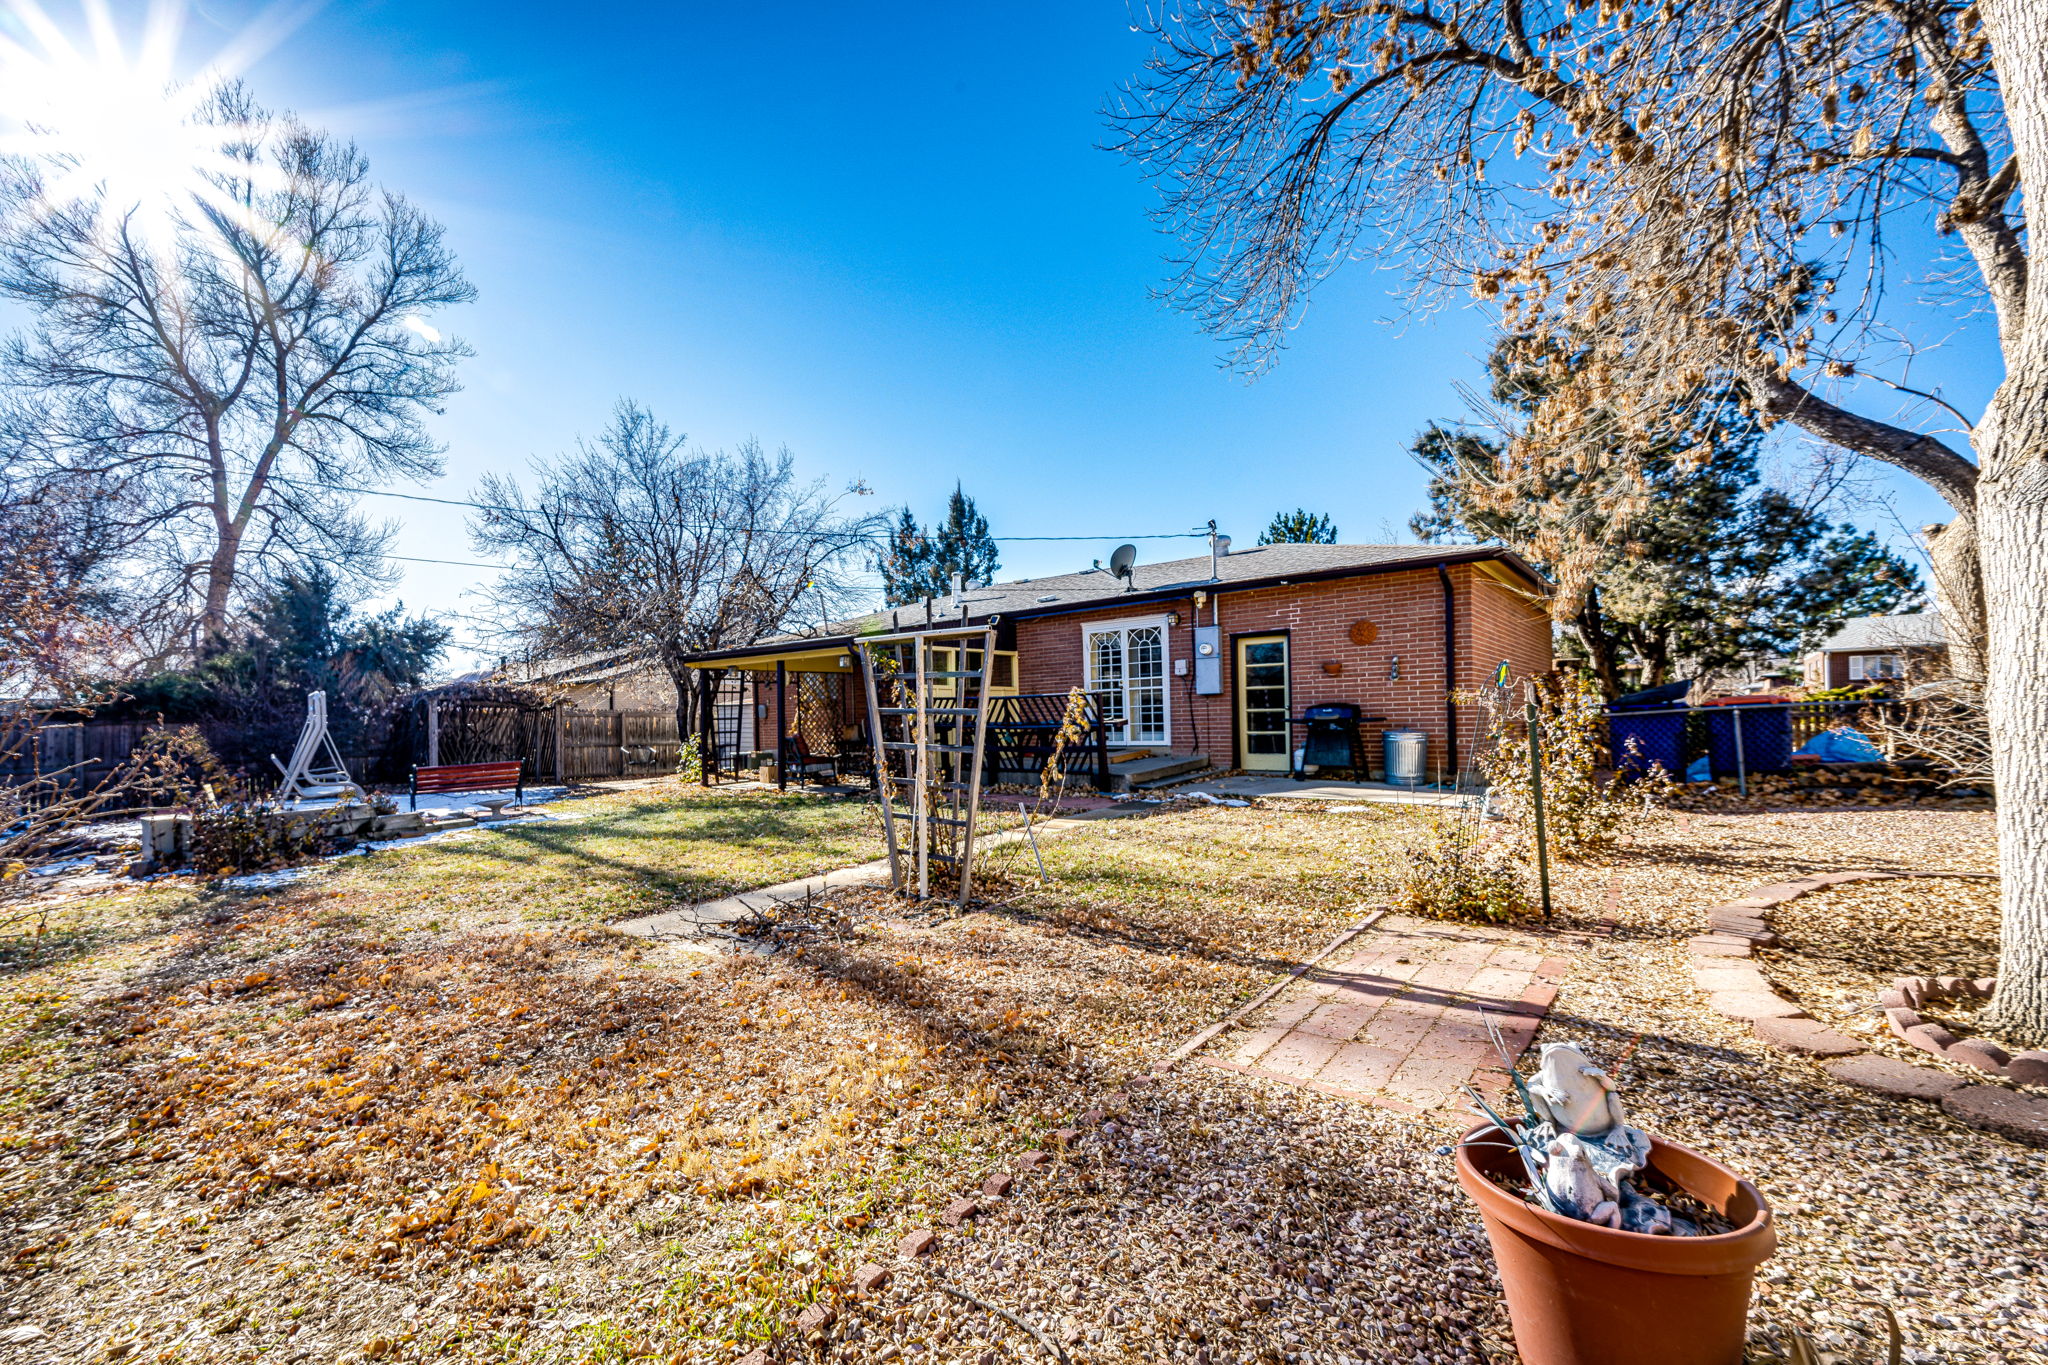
xmin=271 ymin=691 xmax=363 ymax=806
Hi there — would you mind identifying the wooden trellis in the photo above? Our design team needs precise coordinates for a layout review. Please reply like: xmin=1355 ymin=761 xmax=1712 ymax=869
xmin=857 ymin=625 xmax=997 ymax=904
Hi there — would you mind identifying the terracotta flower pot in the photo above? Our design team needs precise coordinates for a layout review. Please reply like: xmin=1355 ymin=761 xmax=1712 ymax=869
xmin=1455 ymin=1123 xmax=1777 ymax=1365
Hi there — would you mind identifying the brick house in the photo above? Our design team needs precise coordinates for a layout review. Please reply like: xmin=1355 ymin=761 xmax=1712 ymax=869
xmin=687 ymin=543 xmax=1552 ymax=785
xmin=1800 ymin=610 xmax=1947 ymax=690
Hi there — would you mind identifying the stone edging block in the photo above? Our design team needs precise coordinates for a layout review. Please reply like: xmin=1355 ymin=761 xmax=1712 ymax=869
xmin=1880 ymin=974 xmax=2048 ymax=1085
xmin=1686 ymin=870 xmax=2045 ymax=1148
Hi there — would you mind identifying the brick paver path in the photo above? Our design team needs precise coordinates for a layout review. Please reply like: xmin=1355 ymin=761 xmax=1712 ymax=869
xmin=1198 ymin=914 xmax=1584 ymax=1114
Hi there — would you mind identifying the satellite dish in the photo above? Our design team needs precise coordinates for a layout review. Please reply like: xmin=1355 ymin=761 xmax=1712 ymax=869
xmin=1108 ymin=544 xmax=1137 ymax=587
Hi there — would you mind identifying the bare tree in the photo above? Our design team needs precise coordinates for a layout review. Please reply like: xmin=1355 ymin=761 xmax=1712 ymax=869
xmin=0 ymin=82 xmax=472 ymax=651
xmin=470 ymin=401 xmax=882 ymax=746
xmin=1 ymin=476 xmax=142 ymax=917
xmin=1114 ymin=0 xmax=2048 ymax=1043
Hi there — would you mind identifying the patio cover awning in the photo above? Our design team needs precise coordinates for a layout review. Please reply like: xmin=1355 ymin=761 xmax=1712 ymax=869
xmin=683 ymin=643 xmax=859 ymax=674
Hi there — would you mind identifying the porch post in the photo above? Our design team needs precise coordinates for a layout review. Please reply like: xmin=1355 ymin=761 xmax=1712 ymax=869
xmin=698 ymin=668 xmax=717 ymax=787
xmin=1093 ymin=695 xmax=1111 ymax=792
xmin=776 ymin=661 xmax=788 ymax=792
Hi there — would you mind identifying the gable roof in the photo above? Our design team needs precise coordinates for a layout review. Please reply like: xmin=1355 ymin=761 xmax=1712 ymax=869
xmin=685 ymin=543 xmax=1546 ymax=664
xmin=1816 ymin=611 xmax=1946 ymax=652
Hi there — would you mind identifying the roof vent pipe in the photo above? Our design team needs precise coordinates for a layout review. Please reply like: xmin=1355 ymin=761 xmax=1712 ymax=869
xmin=1208 ymin=520 xmax=1231 ymax=581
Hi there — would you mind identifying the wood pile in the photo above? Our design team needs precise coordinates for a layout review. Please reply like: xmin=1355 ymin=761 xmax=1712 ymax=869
xmin=1664 ymin=762 xmax=1992 ymax=810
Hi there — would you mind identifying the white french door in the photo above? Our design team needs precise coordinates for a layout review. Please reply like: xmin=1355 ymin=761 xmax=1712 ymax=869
xmin=1086 ymin=619 xmax=1169 ymax=746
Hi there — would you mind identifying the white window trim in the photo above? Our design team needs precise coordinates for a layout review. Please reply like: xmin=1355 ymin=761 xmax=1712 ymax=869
xmin=1082 ymin=614 xmax=1173 ymax=748
xmin=1846 ymin=652 xmax=1902 ymax=681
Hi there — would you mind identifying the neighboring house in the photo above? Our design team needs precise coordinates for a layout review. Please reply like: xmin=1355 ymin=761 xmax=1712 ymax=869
xmin=508 ymin=647 xmax=678 ymax=711
xmin=1802 ymin=611 xmax=1947 ymax=690
xmin=686 ymin=542 xmax=1554 ymax=782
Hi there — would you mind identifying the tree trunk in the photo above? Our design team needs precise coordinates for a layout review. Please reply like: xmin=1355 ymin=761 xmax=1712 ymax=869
xmin=1974 ymin=452 xmax=2048 ymax=1047
xmin=1571 ymin=590 xmax=1626 ymax=700
xmin=1921 ymin=515 xmax=1988 ymax=684
xmin=662 ymin=660 xmax=699 ymax=775
xmin=1975 ymin=0 xmax=2048 ymax=1047
xmin=199 ymin=528 xmax=242 ymax=641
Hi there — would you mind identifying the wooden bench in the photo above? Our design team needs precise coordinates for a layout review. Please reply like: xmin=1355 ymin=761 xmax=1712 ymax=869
xmin=411 ymin=760 xmax=525 ymax=811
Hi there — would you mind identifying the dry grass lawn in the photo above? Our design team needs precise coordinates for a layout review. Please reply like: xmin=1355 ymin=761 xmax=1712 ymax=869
xmin=0 ymin=793 xmax=1426 ymax=1364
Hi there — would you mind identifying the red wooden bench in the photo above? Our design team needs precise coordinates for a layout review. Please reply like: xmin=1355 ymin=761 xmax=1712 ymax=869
xmin=410 ymin=760 xmax=525 ymax=811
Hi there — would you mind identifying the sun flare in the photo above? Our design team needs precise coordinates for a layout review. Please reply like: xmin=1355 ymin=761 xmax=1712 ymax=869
xmin=0 ymin=0 xmax=276 ymax=243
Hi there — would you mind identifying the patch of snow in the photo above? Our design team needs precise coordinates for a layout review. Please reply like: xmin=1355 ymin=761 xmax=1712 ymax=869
xmin=221 ymin=866 xmax=317 ymax=891
xmin=26 ymin=856 xmax=100 ymax=878
xmin=403 ymin=785 xmax=570 ymax=815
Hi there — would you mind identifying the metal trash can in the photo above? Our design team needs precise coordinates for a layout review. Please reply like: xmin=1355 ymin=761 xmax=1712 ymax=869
xmin=1298 ymin=703 xmax=1367 ymax=780
xmin=1383 ymin=730 xmax=1428 ymax=785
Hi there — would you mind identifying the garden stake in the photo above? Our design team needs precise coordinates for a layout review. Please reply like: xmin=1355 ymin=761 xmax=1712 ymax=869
xmin=1019 ymin=801 xmax=1048 ymax=882
xmin=1732 ymin=704 xmax=1748 ymax=797
xmin=1525 ymin=695 xmax=1553 ymax=918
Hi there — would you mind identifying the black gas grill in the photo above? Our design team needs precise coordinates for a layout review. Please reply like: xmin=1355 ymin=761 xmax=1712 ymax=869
xmin=1292 ymin=702 xmax=1373 ymax=780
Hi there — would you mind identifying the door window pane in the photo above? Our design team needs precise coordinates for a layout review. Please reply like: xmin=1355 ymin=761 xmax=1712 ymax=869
xmin=1085 ymin=624 xmax=1169 ymax=746
xmin=1128 ymin=626 xmax=1165 ymax=743
xmin=1088 ymin=631 xmax=1126 ymax=741
xmin=1238 ymin=636 xmax=1290 ymax=767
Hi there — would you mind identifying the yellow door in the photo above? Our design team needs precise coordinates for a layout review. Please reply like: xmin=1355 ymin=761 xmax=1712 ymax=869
xmin=1235 ymin=635 xmax=1291 ymax=772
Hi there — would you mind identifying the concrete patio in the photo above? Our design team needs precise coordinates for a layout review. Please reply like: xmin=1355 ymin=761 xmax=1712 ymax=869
xmin=1183 ymin=773 xmax=1485 ymax=809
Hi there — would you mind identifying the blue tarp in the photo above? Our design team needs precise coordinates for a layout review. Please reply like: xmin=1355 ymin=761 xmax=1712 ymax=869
xmin=1795 ymin=726 xmax=1884 ymax=763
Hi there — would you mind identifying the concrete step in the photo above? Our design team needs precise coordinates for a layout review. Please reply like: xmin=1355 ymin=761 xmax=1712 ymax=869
xmin=1110 ymin=753 xmax=1210 ymax=792
xmin=1134 ymin=765 xmax=1231 ymax=792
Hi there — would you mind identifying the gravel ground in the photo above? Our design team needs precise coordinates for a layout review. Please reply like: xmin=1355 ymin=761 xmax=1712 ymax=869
xmin=818 ymin=808 xmax=2046 ymax=1365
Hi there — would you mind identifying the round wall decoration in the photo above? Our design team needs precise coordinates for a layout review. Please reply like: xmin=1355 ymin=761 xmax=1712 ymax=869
xmin=1348 ymin=620 xmax=1380 ymax=646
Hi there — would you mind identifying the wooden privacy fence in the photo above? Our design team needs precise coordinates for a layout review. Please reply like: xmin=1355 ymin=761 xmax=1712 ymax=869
xmin=0 ymin=701 xmax=695 ymax=798
xmin=0 ymin=719 xmax=384 ymax=798
xmin=424 ymin=701 xmax=691 ymax=784
xmin=553 ymin=709 xmax=688 ymax=782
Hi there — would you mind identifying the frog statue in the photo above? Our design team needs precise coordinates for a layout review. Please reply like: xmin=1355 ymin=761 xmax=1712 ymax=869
xmin=1523 ymin=1043 xmax=1687 ymax=1235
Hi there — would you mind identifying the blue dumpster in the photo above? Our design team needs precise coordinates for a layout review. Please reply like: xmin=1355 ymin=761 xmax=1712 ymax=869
xmin=1607 ymin=707 xmax=1687 ymax=777
xmin=1702 ymin=698 xmax=1792 ymax=778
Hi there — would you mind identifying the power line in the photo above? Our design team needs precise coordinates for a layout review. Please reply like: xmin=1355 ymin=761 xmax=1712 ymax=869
xmin=271 ymin=475 xmax=1210 ymax=544
xmin=389 ymin=553 xmax=508 ymax=569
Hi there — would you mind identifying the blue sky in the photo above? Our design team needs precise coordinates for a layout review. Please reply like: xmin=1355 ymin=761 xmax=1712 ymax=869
xmin=21 ymin=2 xmax=2000 ymax=668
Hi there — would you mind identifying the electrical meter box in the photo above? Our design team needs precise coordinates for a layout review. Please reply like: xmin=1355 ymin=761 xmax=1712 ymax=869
xmin=1193 ymin=625 xmax=1222 ymax=694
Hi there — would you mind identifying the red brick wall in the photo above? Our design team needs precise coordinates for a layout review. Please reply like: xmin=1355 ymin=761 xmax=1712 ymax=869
xmin=1012 ymin=562 xmax=1553 ymax=777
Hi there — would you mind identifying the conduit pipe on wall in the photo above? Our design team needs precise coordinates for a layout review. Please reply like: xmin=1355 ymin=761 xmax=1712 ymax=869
xmin=1437 ymin=563 xmax=1459 ymax=777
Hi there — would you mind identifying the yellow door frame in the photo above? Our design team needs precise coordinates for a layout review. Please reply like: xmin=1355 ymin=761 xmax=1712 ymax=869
xmin=1235 ymin=633 xmax=1291 ymax=773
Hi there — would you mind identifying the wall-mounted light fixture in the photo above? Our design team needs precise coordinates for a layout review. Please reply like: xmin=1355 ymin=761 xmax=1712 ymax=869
xmin=1192 ymin=590 xmax=1208 ymax=611
xmin=1389 ymin=656 xmax=1401 ymax=680
xmin=1166 ymin=611 xmax=1181 ymax=626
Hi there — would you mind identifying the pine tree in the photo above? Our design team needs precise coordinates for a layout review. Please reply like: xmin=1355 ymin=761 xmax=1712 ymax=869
xmin=1411 ymin=336 xmax=1921 ymax=698
xmin=875 ymin=484 xmax=1001 ymax=606
xmin=1257 ymin=509 xmax=1338 ymax=544
xmin=875 ymin=507 xmax=932 ymax=608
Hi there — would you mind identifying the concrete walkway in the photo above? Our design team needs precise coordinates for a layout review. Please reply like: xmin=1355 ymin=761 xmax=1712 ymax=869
xmin=614 ymin=802 xmax=1151 ymax=940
